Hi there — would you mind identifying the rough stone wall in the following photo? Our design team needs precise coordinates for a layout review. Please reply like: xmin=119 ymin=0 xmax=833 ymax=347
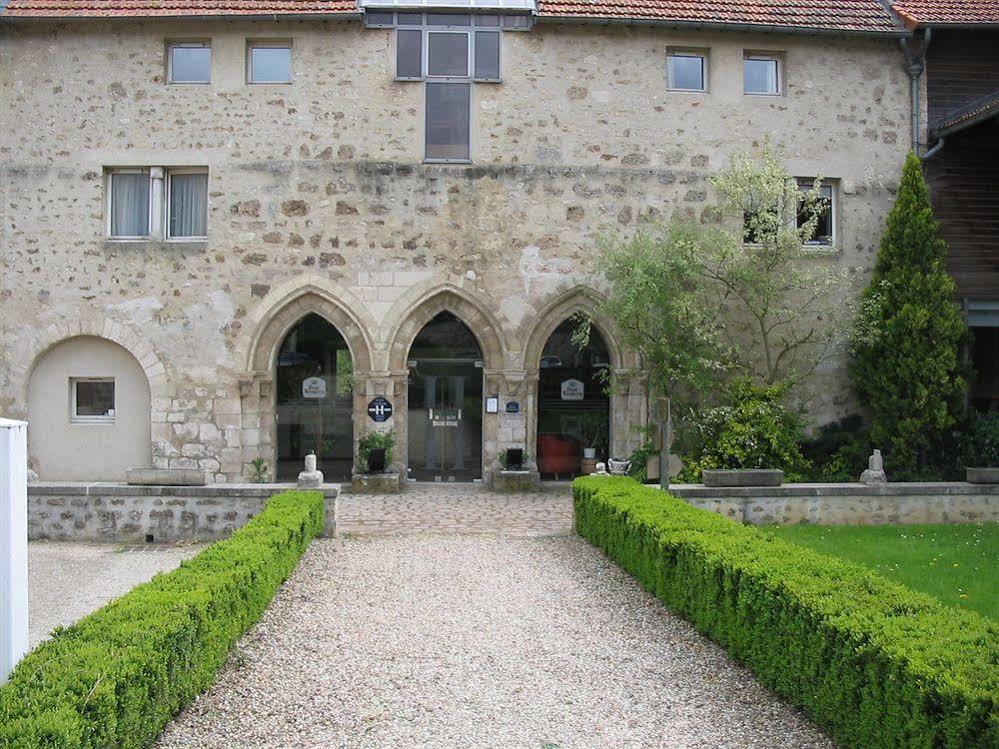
xmin=0 ymin=18 xmax=911 ymax=481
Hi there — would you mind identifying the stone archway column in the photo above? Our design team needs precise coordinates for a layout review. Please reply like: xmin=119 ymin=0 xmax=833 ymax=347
xmin=610 ymin=369 xmax=647 ymax=462
xmin=236 ymin=374 xmax=273 ymax=481
xmin=357 ymin=371 xmax=408 ymax=480
xmin=523 ymin=372 xmax=541 ymax=472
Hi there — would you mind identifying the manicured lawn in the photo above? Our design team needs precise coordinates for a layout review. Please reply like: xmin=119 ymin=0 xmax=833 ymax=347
xmin=769 ymin=522 xmax=999 ymax=620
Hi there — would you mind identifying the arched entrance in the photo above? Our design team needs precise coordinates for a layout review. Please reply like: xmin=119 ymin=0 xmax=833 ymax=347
xmin=275 ymin=314 xmax=354 ymax=481
xmin=406 ymin=311 xmax=484 ymax=481
xmin=535 ymin=319 xmax=611 ymax=479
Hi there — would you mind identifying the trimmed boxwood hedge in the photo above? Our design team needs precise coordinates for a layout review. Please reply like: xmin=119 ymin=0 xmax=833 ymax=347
xmin=573 ymin=476 xmax=998 ymax=749
xmin=0 ymin=490 xmax=324 ymax=749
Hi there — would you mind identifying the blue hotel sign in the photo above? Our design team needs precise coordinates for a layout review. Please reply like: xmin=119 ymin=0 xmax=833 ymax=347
xmin=367 ymin=397 xmax=393 ymax=422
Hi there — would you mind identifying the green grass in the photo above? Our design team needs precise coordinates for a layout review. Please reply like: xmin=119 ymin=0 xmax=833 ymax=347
xmin=769 ymin=522 xmax=999 ymax=620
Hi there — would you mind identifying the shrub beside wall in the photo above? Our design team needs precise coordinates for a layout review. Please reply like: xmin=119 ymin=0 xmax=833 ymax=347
xmin=0 ymin=490 xmax=324 ymax=749
xmin=573 ymin=476 xmax=998 ymax=749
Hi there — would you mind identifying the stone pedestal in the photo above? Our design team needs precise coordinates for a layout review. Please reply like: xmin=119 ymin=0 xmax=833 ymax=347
xmin=352 ymin=473 xmax=403 ymax=494
xmin=489 ymin=469 xmax=541 ymax=492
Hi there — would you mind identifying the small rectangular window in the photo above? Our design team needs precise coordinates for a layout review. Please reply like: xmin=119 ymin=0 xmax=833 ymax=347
xmin=397 ymin=12 xmax=423 ymax=25
xmin=397 ymin=29 xmax=423 ymax=79
xmin=428 ymin=32 xmax=469 ymax=77
xmin=667 ymin=52 xmax=706 ymax=92
xmin=796 ymin=180 xmax=836 ymax=246
xmin=109 ymin=170 xmax=151 ymax=239
xmin=364 ymin=11 xmax=395 ymax=27
xmin=427 ymin=13 xmax=471 ymax=26
xmin=474 ymin=31 xmax=500 ymax=81
xmin=248 ymin=42 xmax=292 ymax=84
xmin=426 ymin=82 xmax=470 ymax=162
xmin=167 ymin=169 xmax=209 ymax=239
xmin=72 ymin=379 xmax=115 ymax=422
xmin=744 ymin=53 xmax=781 ymax=95
xmin=502 ymin=14 xmax=531 ymax=29
xmin=475 ymin=14 xmax=500 ymax=27
xmin=168 ymin=42 xmax=211 ymax=84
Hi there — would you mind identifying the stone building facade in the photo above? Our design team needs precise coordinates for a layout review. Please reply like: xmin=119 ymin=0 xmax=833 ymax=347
xmin=0 ymin=3 xmax=912 ymax=483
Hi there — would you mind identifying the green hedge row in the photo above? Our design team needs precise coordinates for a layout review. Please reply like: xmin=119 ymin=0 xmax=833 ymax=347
xmin=573 ymin=476 xmax=998 ymax=749
xmin=0 ymin=490 xmax=324 ymax=749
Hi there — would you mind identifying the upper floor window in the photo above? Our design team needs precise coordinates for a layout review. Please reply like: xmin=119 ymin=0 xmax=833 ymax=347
xmin=248 ymin=41 xmax=293 ymax=84
xmin=167 ymin=169 xmax=209 ymax=239
xmin=796 ymin=179 xmax=836 ymax=246
xmin=107 ymin=167 xmax=208 ymax=241
xmin=368 ymin=12 xmax=517 ymax=163
xmin=167 ymin=41 xmax=211 ymax=84
xmin=109 ymin=169 xmax=152 ymax=239
xmin=744 ymin=53 xmax=782 ymax=95
xmin=666 ymin=50 xmax=707 ymax=92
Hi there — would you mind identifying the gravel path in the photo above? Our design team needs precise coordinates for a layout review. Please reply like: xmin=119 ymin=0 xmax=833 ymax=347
xmin=28 ymin=541 xmax=200 ymax=647
xmin=156 ymin=535 xmax=833 ymax=748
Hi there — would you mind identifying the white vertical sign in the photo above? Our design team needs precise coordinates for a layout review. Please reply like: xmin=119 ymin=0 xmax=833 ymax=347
xmin=0 ymin=418 xmax=28 ymax=684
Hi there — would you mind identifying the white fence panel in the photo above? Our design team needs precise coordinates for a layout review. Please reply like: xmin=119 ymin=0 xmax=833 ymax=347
xmin=0 ymin=418 xmax=29 ymax=684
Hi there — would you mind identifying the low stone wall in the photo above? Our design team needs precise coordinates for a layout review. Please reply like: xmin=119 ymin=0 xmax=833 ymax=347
xmin=28 ymin=482 xmax=340 ymax=542
xmin=669 ymin=482 xmax=999 ymax=525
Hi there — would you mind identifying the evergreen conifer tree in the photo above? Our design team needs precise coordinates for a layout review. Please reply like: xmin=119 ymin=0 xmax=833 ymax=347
xmin=850 ymin=152 xmax=969 ymax=477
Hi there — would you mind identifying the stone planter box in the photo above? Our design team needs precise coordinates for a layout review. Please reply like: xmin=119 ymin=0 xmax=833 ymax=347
xmin=351 ymin=473 xmax=402 ymax=494
xmin=490 ymin=469 xmax=541 ymax=492
xmin=126 ymin=468 xmax=208 ymax=486
xmin=966 ymin=467 xmax=999 ymax=484
xmin=702 ymin=469 xmax=784 ymax=487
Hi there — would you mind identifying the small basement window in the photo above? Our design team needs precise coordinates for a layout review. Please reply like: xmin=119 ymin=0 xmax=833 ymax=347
xmin=71 ymin=378 xmax=115 ymax=422
xmin=744 ymin=53 xmax=781 ymax=95
xmin=108 ymin=169 xmax=151 ymax=239
xmin=248 ymin=41 xmax=293 ymax=84
xmin=167 ymin=41 xmax=211 ymax=84
xmin=667 ymin=50 xmax=706 ymax=92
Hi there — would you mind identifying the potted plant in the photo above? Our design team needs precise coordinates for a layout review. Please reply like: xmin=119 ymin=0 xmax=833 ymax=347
xmin=963 ymin=413 xmax=999 ymax=484
xmin=498 ymin=448 xmax=527 ymax=471
xmin=357 ymin=430 xmax=395 ymax=474
xmin=576 ymin=412 xmax=609 ymax=461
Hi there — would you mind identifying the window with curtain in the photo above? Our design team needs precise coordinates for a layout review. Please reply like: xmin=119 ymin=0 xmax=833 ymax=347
xmin=168 ymin=170 xmax=208 ymax=238
xmin=248 ymin=43 xmax=292 ymax=84
xmin=744 ymin=54 xmax=781 ymax=95
xmin=168 ymin=42 xmax=211 ymax=84
xmin=109 ymin=170 xmax=151 ymax=238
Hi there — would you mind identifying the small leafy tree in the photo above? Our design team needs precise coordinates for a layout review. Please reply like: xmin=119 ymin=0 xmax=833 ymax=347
xmin=577 ymin=221 xmax=732 ymax=405
xmin=850 ymin=152 xmax=969 ymax=477
xmin=703 ymin=145 xmax=851 ymax=387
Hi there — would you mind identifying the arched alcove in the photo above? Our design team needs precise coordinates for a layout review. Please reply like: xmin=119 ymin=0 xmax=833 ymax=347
xmin=27 ymin=336 xmax=151 ymax=481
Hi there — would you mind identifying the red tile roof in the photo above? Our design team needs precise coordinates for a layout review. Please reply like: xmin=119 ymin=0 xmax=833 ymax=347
xmin=1 ymin=0 xmax=904 ymax=32
xmin=0 ymin=0 xmax=357 ymax=17
xmin=537 ymin=0 xmax=903 ymax=33
xmin=892 ymin=1 xmax=999 ymax=27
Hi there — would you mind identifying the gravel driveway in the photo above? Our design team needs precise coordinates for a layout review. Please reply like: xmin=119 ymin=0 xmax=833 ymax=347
xmin=28 ymin=541 xmax=199 ymax=648
xmin=156 ymin=535 xmax=833 ymax=749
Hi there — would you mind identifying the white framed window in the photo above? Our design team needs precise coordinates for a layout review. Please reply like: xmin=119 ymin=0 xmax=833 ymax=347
xmin=108 ymin=169 xmax=152 ymax=239
xmin=796 ymin=179 xmax=837 ymax=247
xmin=71 ymin=378 xmax=115 ymax=423
xmin=166 ymin=168 xmax=209 ymax=239
xmin=247 ymin=41 xmax=293 ymax=84
xmin=667 ymin=50 xmax=707 ymax=92
xmin=744 ymin=53 xmax=782 ymax=95
xmin=167 ymin=41 xmax=211 ymax=84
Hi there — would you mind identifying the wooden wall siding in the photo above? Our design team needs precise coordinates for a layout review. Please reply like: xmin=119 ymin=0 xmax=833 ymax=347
xmin=926 ymin=29 xmax=999 ymax=126
xmin=926 ymin=121 xmax=999 ymax=299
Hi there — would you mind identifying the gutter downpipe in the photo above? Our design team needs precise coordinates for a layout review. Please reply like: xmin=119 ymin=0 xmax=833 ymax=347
xmin=900 ymin=27 xmax=944 ymax=159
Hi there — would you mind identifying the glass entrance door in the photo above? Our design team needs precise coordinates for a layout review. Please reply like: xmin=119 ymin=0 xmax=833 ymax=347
xmin=275 ymin=314 xmax=354 ymax=481
xmin=407 ymin=312 xmax=483 ymax=482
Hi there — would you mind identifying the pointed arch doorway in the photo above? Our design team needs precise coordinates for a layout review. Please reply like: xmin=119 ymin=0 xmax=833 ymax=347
xmin=536 ymin=318 xmax=611 ymax=479
xmin=275 ymin=313 xmax=354 ymax=481
xmin=406 ymin=311 xmax=484 ymax=482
